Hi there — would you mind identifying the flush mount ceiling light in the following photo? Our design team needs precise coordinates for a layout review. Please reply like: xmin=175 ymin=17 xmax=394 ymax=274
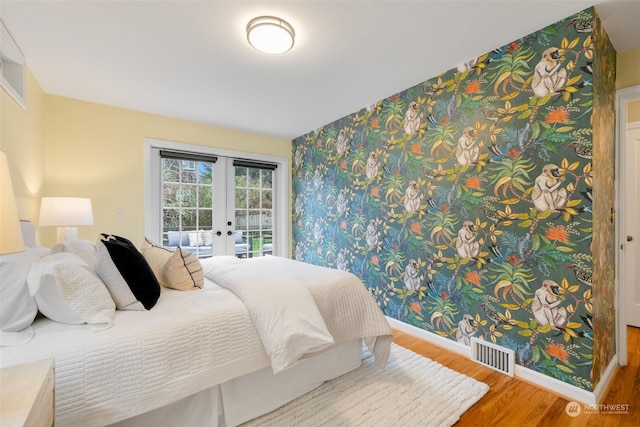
xmin=246 ymin=16 xmax=295 ymax=54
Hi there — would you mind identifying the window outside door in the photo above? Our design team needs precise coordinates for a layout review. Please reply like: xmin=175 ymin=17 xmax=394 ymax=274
xmin=233 ymin=161 xmax=275 ymax=258
xmin=161 ymin=154 xmax=215 ymax=258
xmin=150 ymin=146 xmax=280 ymax=259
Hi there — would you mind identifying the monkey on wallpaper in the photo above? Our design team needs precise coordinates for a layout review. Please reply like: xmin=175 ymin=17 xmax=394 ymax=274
xmin=335 ymin=189 xmax=348 ymax=214
xmin=294 ymin=145 xmax=304 ymax=168
xmin=313 ymin=165 xmax=323 ymax=189
xmin=294 ymin=242 xmax=305 ymax=261
xmin=532 ymin=280 xmax=568 ymax=330
xmin=336 ymin=129 xmax=349 ymax=154
xmin=365 ymin=219 xmax=379 ymax=248
xmin=456 ymin=57 xmax=479 ymax=74
xmin=531 ymin=47 xmax=568 ymax=98
xmin=365 ymin=152 xmax=379 ymax=180
xmin=531 ymin=164 xmax=568 ymax=212
xmin=336 ymin=249 xmax=348 ymax=271
xmin=403 ymin=259 xmax=421 ymax=291
xmin=313 ymin=219 xmax=324 ymax=241
xmin=403 ymin=101 xmax=421 ymax=135
xmin=455 ymin=127 xmax=480 ymax=166
xmin=403 ymin=180 xmax=421 ymax=213
xmin=294 ymin=194 xmax=304 ymax=215
xmin=456 ymin=221 xmax=480 ymax=259
xmin=456 ymin=314 xmax=476 ymax=346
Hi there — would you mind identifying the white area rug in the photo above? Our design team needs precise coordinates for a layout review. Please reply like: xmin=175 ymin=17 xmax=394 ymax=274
xmin=241 ymin=343 xmax=490 ymax=426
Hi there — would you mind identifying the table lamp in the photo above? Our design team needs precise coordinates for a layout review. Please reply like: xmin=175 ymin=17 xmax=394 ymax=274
xmin=39 ymin=197 xmax=94 ymax=242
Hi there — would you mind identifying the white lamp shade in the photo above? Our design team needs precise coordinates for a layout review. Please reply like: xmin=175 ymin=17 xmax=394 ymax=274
xmin=39 ymin=197 xmax=94 ymax=226
xmin=247 ymin=16 xmax=295 ymax=54
xmin=0 ymin=151 xmax=25 ymax=254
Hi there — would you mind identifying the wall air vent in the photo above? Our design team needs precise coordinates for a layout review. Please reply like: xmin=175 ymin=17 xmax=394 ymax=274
xmin=0 ymin=19 xmax=26 ymax=108
xmin=470 ymin=338 xmax=515 ymax=377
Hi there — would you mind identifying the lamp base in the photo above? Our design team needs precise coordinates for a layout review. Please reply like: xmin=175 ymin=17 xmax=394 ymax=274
xmin=56 ymin=227 xmax=78 ymax=243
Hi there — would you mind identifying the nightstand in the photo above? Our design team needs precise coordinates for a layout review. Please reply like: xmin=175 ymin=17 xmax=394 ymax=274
xmin=0 ymin=358 xmax=55 ymax=427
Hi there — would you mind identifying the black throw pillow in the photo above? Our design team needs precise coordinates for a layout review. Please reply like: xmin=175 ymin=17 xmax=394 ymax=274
xmin=94 ymin=233 xmax=161 ymax=310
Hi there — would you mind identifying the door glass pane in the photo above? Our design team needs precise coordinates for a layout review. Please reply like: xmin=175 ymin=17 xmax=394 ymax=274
xmin=262 ymin=189 xmax=272 ymax=208
xmin=248 ymin=189 xmax=261 ymax=209
xmin=161 ymin=157 xmax=215 ymax=258
xmin=249 ymin=168 xmax=260 ymax=187
xmin=234 ymin=165 xmax=274 ymax=258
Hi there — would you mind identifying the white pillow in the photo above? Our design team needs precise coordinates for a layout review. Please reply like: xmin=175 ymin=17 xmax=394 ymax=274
xmin=0 ymin=246 xmax=50 ymax=346
xmin=188 ymin=231 xmax=203 ymax=247
xmin=201 ymin=231 xmax=213 ymax=246
xmin=51 ymin=239 xmax=97 ymax=265
xmin=27 ymin=252 xmax=115 ymax=330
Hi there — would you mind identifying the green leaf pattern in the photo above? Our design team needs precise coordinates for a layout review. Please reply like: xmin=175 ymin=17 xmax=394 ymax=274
xmin=292 ymin=7 xmax=616 ymax=391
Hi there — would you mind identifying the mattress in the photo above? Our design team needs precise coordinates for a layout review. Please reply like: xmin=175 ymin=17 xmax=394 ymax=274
xmin=0 ymin=280 xmax=271 ymax=426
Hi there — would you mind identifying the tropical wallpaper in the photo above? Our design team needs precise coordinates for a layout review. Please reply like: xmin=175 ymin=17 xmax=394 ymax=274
xmin=291 ymin=7 xmax=616 ymax=391
xmin=590 ymin=10 xmax=617 ymax=389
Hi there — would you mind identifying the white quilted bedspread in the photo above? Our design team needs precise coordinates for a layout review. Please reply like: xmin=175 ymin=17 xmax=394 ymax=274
xmin=0 ymin=283 xmax=269 ymax=426
xmin=201 ymin=256 xmax=393 ymax=372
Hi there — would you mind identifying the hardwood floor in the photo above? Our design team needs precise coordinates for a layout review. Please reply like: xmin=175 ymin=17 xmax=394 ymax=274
xmin=392 ymin=326 xmax=640 ymax=426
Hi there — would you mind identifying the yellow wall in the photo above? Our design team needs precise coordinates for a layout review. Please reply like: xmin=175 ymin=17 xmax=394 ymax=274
xmin=617 ymin=47 xmax=640 ymax=89
xmin=618 ymin=48 xmax=640 ymax=123
xmin=42 ymin=96 xmax=291 ymax=247
xmin=628 ymin=99 xmax=640 ymax=123
xmin=2 ymin=72 xmax=290 ymax=247
xmin=0 ymin=69 xmax=46 ymax=224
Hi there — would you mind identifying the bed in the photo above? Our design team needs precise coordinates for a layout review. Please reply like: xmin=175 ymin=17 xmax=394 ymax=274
xmin=0 ymin=224 xmax=393 ymax=427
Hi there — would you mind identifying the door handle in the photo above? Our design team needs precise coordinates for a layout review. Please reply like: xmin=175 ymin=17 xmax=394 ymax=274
xmin=216 ymin=231 xmax=222 ymax=236
xmin=628 ymin=236 xmax=633 ymax=242
xmin=227 ymin=230 xmax=234 ymax=236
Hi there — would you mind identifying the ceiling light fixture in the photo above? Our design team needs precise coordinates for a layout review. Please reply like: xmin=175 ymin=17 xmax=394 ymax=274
xmin=246 ymin=16 xmax=295 ymax=54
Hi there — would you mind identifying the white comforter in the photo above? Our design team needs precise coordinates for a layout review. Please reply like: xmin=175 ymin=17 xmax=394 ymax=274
xmin=201 ymin=256 xmax=393 ymax=373
xmin=0 ymin=283 xmax=270 ymax=426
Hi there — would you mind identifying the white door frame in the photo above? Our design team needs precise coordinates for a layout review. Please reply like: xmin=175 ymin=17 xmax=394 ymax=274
xmin=143 ymin=138 xmax=289 ymax=258
xmin=615 ymin=84 xmax=640 ymax=367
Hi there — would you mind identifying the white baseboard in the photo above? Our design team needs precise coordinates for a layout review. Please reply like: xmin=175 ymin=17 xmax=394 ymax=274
xmin=387 ymin=317 xmax=471 ymax=357
xmin=514 ymin=364 xmax=596 ymax=405
xmin=592 ymin=353 xmax=619 ymax=403
xmin=387 ymin=316 xmax=612 ymax=405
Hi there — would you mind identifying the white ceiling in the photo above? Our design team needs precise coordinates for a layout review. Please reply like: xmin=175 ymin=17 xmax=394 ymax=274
xmin=2 ymin=1 xmax=639 ymax=140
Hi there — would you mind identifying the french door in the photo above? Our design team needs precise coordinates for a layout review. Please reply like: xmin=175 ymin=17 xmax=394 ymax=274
xmin=145 ymin=140 xmax=283 ymax=259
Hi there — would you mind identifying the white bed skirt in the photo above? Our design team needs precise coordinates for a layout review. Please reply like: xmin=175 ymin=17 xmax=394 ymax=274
xmin=109 ymin=339 xmax=362 ymax=427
